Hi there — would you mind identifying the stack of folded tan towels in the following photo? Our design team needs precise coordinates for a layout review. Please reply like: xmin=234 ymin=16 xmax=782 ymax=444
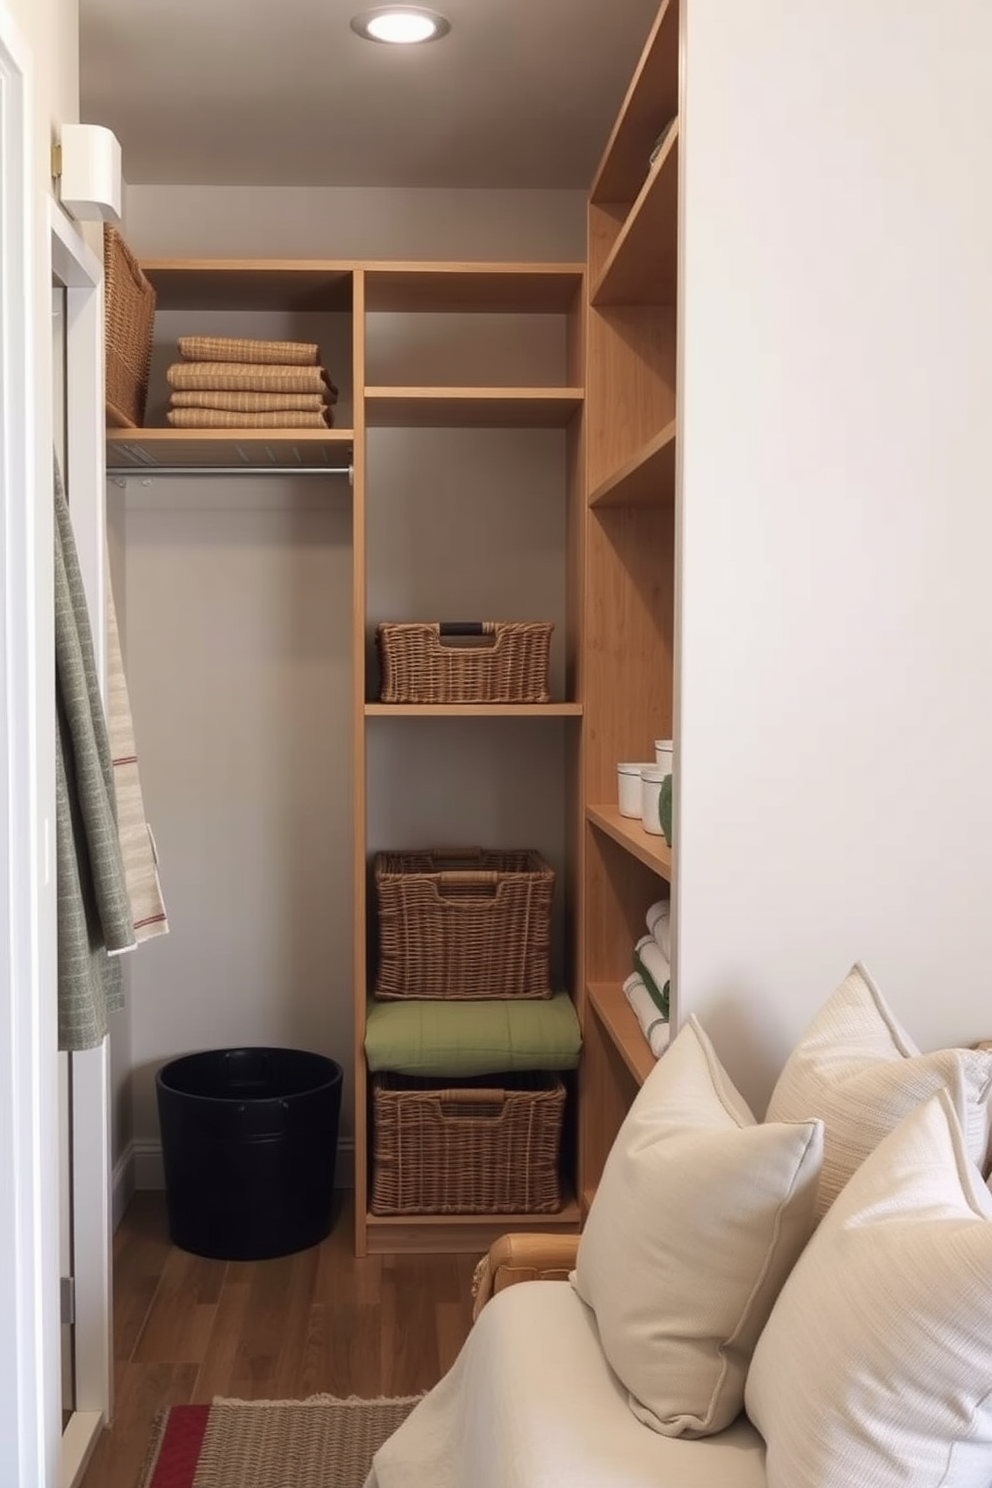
xmin=166 ymin=335 xmax=338 ymax=429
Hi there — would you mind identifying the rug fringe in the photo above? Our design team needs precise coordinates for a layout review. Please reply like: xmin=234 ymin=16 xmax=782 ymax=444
xmin=209 ymin=1392 xmax=426 ymax=1408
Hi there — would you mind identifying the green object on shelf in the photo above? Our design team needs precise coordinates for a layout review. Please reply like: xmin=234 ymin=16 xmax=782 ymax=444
xmin=659 ymin=771 xmax=673 ymax=846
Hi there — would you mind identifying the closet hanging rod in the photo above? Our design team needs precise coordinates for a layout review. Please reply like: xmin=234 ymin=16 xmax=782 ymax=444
xmin=109 ymin=464 xmax=354 ymax=482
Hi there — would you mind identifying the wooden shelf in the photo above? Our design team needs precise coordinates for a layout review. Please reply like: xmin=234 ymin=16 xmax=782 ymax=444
xmin=364 ymin=388 xmax=584 ymax=428
xmin=364 ymin=263 xmax=584 ymax=313
xmin=588 ymin=981 xmax=658 ymax=1087
xmin=586 ymin=804 xmax=672 ymax=880
xmin=364 ymin=1197 xmax=582 ymax=1255
xmin=366 ymin=702 xmax=583 ymax=717
xmin=106 ymin=427 xmax=354 ymax=472
xmin=592 ymin=125 xmax=679 ymax=307
xmin=139 ymin=259 xmax=355 ymax=311
xmin=589 ymin=422 xmax=676 ymax=509
xmin=591 ymin=0 xmax=680 ymax=206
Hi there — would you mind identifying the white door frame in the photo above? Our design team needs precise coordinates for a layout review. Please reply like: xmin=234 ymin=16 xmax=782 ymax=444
xmin=50 ymin=200 xmax=111 ymax=1488
xmin=0 ymin=7 xmax=61 ymax=1486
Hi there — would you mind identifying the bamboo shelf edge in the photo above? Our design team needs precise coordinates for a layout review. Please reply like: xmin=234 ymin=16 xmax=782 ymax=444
xmin=365 ymin=702 xmax=583 ymax=717
xmin=586 ymin=804 xmax=672 ymax=880
xmin=587 ymin=981 xmax=658 ymax=1087
xmin=364 ymin=1198 xmax=582 ymax=1255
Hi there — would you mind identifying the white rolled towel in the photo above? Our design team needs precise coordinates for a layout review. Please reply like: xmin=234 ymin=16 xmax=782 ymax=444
xmin=623 ymin=972 xmax=671 ymax=1058
xmin=646 ymin=898 xmax=671 ymax=961
xmin=635 ymin=934 xmax=670 ymax=1012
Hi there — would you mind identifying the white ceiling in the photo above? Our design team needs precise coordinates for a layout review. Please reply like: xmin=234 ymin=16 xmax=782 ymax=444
xmin=79 ymin=0 xmax=661 ymax=190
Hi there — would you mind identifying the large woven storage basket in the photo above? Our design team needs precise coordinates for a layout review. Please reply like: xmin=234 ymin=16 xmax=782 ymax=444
xmin=376 ymin=621 xmax=553 ymax=704
xmin=373 ymin=848 xmax=554 ymax=1000
xmin=370 ymin=1071 xmax=566 ymax=1215
xmin=103 ymin=225 xmax=156 ymax=428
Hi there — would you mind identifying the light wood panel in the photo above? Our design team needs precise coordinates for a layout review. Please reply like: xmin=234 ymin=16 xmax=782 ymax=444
xmin=365 ymin=1199 xmax=581 ymax=1255
xmin=584 ymin=307 xmax=676 ymax=491
xmin=588 ymin=981 xmax=656 ymax=1086
xmin=592 ymin=128 xmax=679 ymax=308
xmin=582 ymin=505 xmax=675 ymax=802
xmin=106 ymin=428 xmax=354 ymax=471
xmin=352 ymin=270 xmax=370 ymax=1257
xmin=140 ymin=260 xmax=355 ymax=311
xmin=583 ymin=823 xmax=670 ymax=986
xmin=365 ymin=702 xmax=583 ymax=717
xmin=364 ymin=264 xmax=584 ymax=314
xmin=364 ymin=388 xmax=583 ymax=428
xmin=578 ymin=1006 xmax=642 ymax=1218
xmin=590 ymin=0 xmax=680 ymax=206
xmin=587 ymin=804 xmax=672 ymax=879
xmin=589 ymin=421 xmax=676 ymax=509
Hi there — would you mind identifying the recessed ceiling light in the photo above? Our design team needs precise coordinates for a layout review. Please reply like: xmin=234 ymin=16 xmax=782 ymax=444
xmin=351 ymin=7 xmax=451 ymax=44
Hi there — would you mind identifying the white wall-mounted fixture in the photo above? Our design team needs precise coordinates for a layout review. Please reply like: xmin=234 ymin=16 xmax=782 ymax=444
xmin=55 ymin=123 xmax=122 ymax=225
xmin=350 ymin=7 xmax=451 ymax=43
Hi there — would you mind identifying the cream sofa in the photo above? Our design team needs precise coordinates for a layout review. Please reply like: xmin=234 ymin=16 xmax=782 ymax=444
xmin=367 ymin=965 xmax=992 ymax=1488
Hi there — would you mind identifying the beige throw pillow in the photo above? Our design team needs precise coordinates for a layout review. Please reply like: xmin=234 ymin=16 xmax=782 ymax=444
xmin=765 ymin=962 xmax=992 ymax=1217
xmin=572 ymin=1017 xmax=823 ymax=1438
xmin=746 ymin=1089 xmax=992 ymax=1488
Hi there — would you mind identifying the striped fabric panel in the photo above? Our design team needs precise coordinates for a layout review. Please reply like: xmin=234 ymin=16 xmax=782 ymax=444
xmin=167 ymin=407 xmax=332 ymax=429
xmin=178 ymin=334 xmax=319 ymax=366
xmin=169 ymin=390 xmax=327 ymax=412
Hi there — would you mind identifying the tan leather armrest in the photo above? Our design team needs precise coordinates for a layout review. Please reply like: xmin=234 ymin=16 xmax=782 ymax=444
xmin=471 ymin=1232 xmax=580 ymax=1321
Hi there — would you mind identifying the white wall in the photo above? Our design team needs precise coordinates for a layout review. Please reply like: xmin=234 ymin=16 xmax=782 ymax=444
xmin=124 ymin=184 xmax=585 ymax=262
xmin=120 ymin=187 xmax=583 ymax=1176
xmin=675 ymin=0 xmax=992 ymax=1113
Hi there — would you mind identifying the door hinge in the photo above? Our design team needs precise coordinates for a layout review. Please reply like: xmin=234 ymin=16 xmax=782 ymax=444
xmin=60 ymin=1275 xmax=75 ymax=1327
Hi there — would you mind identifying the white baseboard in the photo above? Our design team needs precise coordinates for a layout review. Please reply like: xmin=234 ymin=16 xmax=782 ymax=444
xmin=128 ymin=1138 xmax=356 ymax=1191
xmin=111 ymin=1142 xmax=136 ymax=1229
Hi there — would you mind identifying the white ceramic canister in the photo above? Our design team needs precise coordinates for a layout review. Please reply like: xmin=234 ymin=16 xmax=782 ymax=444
xmin=654 ymin=738 xmax=674 ymax=777
xmin=618 ymin=762 xmax=655 ymax=818
xmin=641 ymin=766 xmax=665 ymax=835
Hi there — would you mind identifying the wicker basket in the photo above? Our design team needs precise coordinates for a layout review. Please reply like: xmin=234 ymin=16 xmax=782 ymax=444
xmin=103 ymin=225 xmax=156 ymax=429
xmin=376 ymin=621 xmax=553 ymax=704
xmin=373 ymin=848 xmax=554 ymax=1000
xmin=370 ymin=1071 xmax=566 ymax=1215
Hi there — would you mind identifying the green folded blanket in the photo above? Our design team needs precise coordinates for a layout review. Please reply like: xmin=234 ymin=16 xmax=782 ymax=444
xmin=365 ymin=990 xmax=582 ymax=1077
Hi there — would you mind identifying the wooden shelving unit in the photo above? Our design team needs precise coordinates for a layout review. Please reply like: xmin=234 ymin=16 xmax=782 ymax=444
xmin=578 ymin=0 xmax=680 ymax=1211
xmin=355 ymin=260 xmax=586 ymax=1258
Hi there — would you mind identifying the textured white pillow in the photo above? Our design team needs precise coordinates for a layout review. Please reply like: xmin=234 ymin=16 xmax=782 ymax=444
xmin=746 ymin=1089 xmax=992 ymax=1488
xmin=766 ymin=961 xmax=992 ymax=1217
xmin=572 ymin=1017 xmax=823 ymax=1438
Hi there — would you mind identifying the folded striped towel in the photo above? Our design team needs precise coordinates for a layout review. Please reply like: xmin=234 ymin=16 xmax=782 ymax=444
xmin=178 ymin=335 xmax=319 ymax=366
xmin=166 ymin=362 xmax=337 ymax=397
xmin=170 ymin=390 xmax=328 ymax=413
xmin=646 ymin=898 xmax=671 ymax=961
xmin=623 ymin=971 xmax=671 ymax=1058
xmin=634 ymin=935 xmax=670 ymax=1019
xmin=167 ymin=408 xmax=332 ymax=429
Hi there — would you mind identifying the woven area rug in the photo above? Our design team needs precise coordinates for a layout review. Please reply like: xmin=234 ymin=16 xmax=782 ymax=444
xmin=139 ymin=1393 xmax=421 ymax=1488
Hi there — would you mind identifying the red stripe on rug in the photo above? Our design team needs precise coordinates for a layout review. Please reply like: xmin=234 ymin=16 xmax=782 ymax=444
xmin=147 ymin=1404 xmax=212 ymax=1488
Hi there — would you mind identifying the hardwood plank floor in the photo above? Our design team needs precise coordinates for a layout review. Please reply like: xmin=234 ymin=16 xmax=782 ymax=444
xmin=81 ymin=1189 xmax=478 ymax=1488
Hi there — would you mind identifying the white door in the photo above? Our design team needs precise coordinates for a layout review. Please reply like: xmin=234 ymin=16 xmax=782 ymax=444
xmin=50 ymin=204 xmax=114 ymax=1488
